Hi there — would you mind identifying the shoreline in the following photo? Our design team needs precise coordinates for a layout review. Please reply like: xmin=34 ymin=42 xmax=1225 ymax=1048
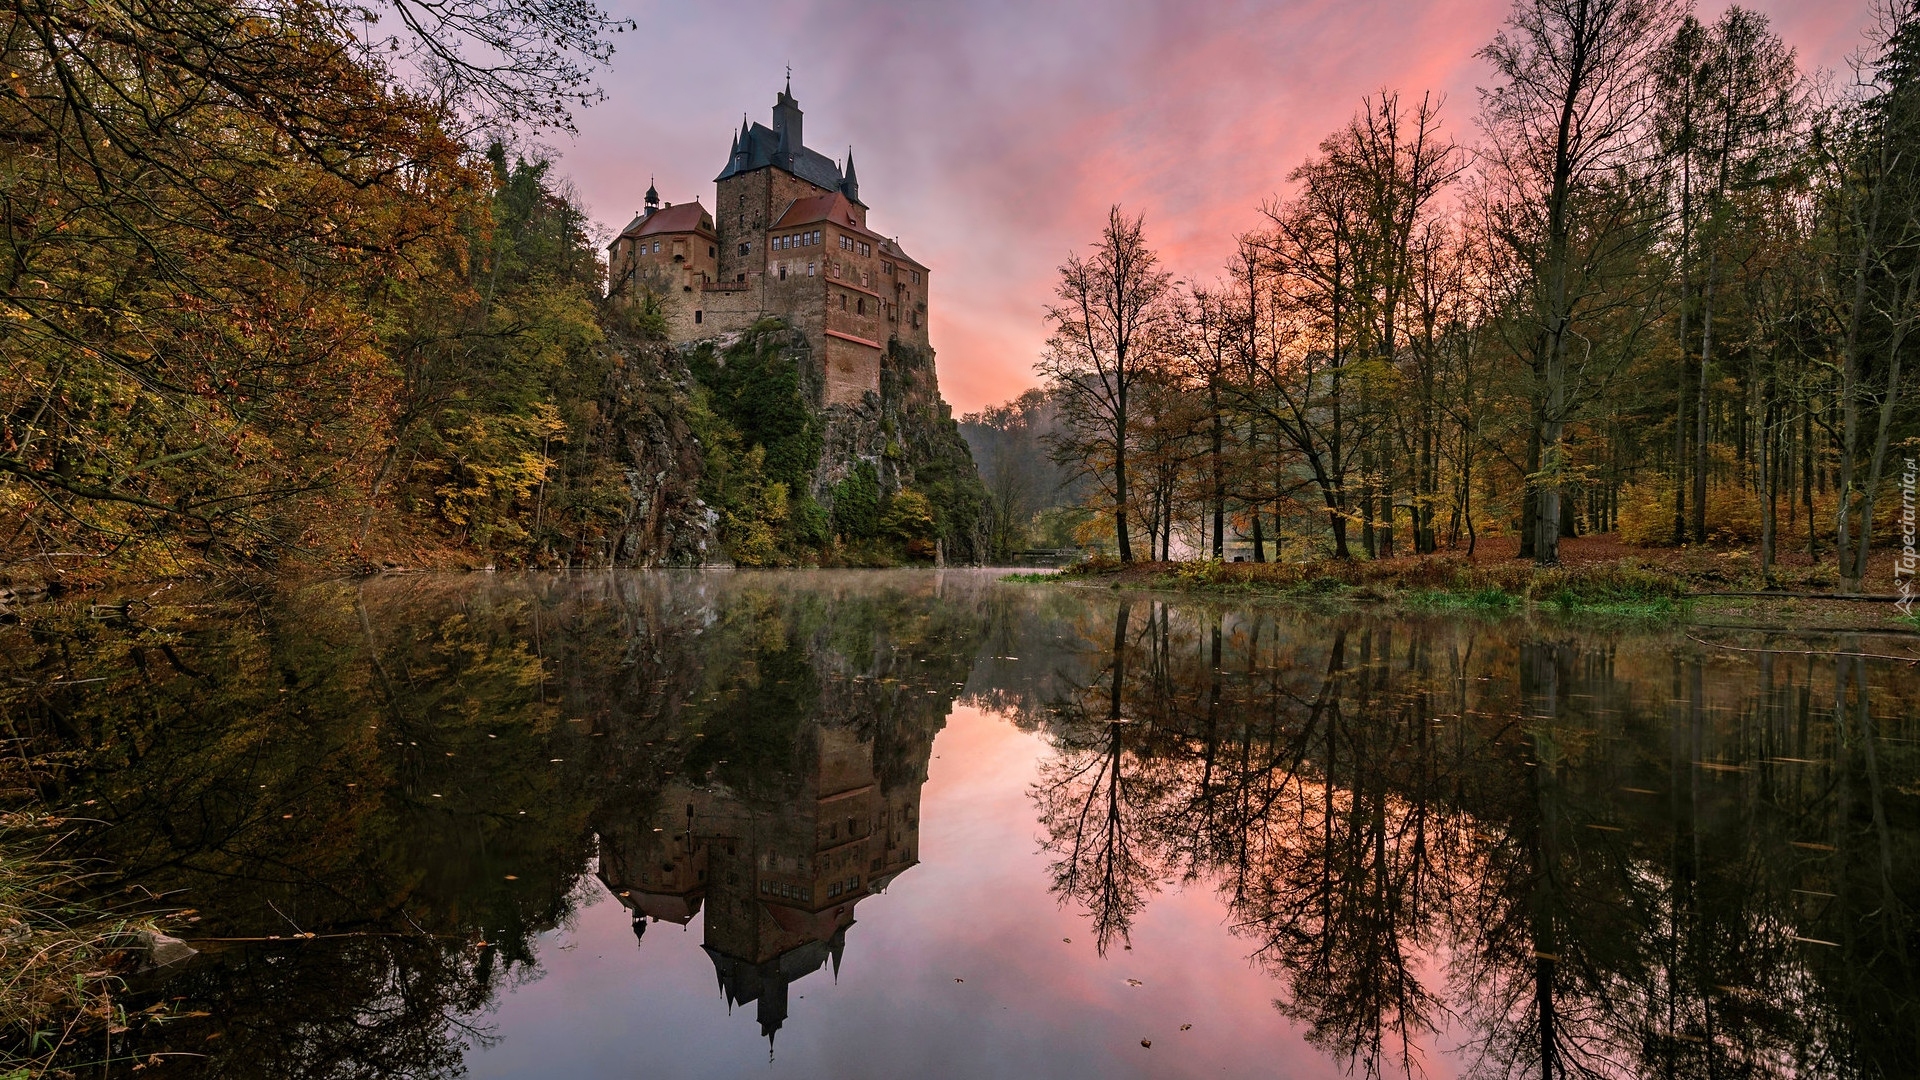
xmin=1009 ymin=544 xmax=1920 ymax=638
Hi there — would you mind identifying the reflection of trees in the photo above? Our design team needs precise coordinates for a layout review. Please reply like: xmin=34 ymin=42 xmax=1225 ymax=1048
xmin=1029 ymin=603 xmax=1920 ymax=1080
xmin=0 ymin=570 xmax=991 ymax=1076
xmin=1034 ymin=600 xmax=1157 ymax=954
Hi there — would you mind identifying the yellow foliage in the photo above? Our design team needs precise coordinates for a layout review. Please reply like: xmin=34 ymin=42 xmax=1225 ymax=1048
xmin=1616 ymin=478 xmax=1842 ymax=546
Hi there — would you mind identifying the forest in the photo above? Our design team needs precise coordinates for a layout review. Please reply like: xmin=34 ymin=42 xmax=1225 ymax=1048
xmin=0 ymin=0 xmax=980 ymax=585
xmin=969 ymin=0 xmax=1920 ymax=594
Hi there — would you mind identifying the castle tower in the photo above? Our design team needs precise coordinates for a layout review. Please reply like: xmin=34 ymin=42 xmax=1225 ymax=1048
xmin=618 ymin=85 xmax=931 ymax=407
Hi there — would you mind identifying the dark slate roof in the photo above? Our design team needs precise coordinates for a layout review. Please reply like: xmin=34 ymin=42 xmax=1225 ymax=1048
xmin=879 ymin=236 xmax=925 ymax=271
xmin=715 ymin=122 xmax=859 ymax=202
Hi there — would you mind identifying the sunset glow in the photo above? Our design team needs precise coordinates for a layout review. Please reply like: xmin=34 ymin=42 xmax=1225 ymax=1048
xmin=565 ymin=0 xmax=1864 ymax=412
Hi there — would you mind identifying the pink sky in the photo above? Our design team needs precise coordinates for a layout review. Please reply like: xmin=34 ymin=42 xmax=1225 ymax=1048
xmin=561 ymin=0 xmax=1870 ymax=414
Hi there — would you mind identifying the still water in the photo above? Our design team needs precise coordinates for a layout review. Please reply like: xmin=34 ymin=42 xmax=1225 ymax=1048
xmin=7 ymin=570 xmax=1917 ymax=1078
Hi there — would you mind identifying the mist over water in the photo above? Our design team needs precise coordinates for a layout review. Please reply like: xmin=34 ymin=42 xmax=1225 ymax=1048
xmin=8 ymin=570 xmax=1916 ymax=1078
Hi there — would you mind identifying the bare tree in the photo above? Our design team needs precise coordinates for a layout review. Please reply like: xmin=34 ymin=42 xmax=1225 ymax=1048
xmin=1040 ymin=207 xmax=1178 ymax=563
xmin=1479 ymin=0 xmax=1680 ymax=564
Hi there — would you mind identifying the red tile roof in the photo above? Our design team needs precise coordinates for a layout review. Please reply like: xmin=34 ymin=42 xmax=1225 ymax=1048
xmin=618 ymin=201 xmax=714 ymax=240
xmin=772 ymin=193 xmax=927 ymax=272
xmin=773 ymin=192 xmax=865 ymax=232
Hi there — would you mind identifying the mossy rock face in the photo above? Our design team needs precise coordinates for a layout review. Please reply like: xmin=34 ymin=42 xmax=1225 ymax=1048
xmin=684 ymin=327 xmax=984 ymax=566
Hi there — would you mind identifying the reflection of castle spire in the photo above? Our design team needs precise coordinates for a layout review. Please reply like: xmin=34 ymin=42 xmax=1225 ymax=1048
xmin=592 ymin=610 xmax=952 ymax=1047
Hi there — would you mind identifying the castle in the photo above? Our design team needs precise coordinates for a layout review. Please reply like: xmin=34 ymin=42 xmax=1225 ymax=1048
xmin=608 ymin=83 xmax=931 ymax=407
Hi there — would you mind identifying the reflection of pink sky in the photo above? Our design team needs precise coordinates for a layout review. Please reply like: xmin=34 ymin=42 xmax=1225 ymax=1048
xmin=562 ymin=0 xmax=1864 ymax=413
xmin=467 ymin=704 xmax=1374 ymax=1078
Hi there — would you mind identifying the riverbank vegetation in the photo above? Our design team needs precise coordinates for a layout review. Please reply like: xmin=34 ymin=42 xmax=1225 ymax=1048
xmin=0 ymin=0 xmax=978 ymax=590
xmin=978 ymin=0 xmax=1920 ymax=600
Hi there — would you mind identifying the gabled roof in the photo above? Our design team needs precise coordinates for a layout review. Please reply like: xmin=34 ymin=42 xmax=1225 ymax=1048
xmin=772 ymin=192 xmax=867 ymax=232
xmin=613 ymin=201 xmax=714 ymax=245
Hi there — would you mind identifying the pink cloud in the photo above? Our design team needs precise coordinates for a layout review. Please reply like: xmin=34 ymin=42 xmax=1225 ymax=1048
xmin=563 ymin=0 xmax=1869 ymax=414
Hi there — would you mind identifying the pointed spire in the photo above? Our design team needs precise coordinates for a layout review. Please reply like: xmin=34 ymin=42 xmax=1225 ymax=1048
xmin=840 ymin=147 xmax=860 ymax=204
xmin=644 ymin=176 xmax=659 ymax=212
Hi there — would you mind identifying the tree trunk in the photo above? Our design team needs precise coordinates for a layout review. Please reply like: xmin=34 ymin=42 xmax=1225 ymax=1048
xmin=1693 ymin=247 xmax=1717 ymax=544
xmin=1114 ymin=383 xmax=1133 ymax=563
xmin=1210 ymin=380 xmax=1226 ymax=559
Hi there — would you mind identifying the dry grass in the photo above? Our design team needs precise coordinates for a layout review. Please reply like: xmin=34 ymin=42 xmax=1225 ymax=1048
xmin=0 ymin=813 xmax=158 ymax=1077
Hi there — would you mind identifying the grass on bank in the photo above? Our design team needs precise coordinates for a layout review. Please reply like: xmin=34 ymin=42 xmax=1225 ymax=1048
xmin=0 ymin=814 xmax=161 ymax=1077
xmin=1027 ymin=554 xmax=1688 ymax=617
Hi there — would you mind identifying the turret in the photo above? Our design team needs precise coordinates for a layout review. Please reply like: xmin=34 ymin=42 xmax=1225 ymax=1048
xmin=840 ymin=149 xmax=860 ymax=205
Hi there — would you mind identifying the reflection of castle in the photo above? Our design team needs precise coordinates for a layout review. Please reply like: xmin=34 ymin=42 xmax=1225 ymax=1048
xmin=597 ymin=724 xmax=924 ymax=1042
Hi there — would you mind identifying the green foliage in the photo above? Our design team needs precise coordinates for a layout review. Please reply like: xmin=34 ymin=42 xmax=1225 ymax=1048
xmin=688 ymin=331 xmax=823 ymax=495
xmin=832 ymin=464 xmax=884 ymax=542
xmin=685 ymin=332 xmax=832 ymax=565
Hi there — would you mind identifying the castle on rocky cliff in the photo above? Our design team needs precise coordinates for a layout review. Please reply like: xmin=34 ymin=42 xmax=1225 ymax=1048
xmin=607 ymin=82 xmax=931 ymax=407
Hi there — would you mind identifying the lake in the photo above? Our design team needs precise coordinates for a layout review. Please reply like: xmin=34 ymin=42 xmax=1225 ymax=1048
xmin=6 ymin=570 xmax=1916 ymax=1078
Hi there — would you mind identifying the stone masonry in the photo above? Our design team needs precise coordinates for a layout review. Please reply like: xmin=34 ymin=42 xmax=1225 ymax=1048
xmin=605 ymin=83 xmax=931 ymax=407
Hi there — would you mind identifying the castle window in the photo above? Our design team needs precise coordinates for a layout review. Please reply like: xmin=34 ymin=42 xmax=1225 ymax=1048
xmin=882 ymin=261 xmax=894 ymax=274
xmin=813 ymin=231 xmax=821 ymax=245
xmin=653 ymin=241 xmax=661 ymax=253
xmin=840 ymin=294 xmax=847 ymax=310
xmin=856 ymin=297 xmax=864 ymax=315
xmin=695 ymin=310 xmax=703 ymax=324
xmin=709 ymin=246 xmax=716 ymax=256
xmin=912 ymin=311 xmax=919 ymax=328
xmin=779 ymin=263 xmax=786 ymax=280
xmin=840 ymin=236 xmax=853 ymax=251
xmin=808 ymin=262 xmax=816 ymax=276
xmin=738 ymin=243 xmax=750 ymax=256
xmin=911 ymin=270 xmax=920 ymax=284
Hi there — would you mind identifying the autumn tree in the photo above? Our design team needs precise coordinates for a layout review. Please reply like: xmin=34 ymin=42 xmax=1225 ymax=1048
xmin=1478 ymin=0 xmax=1679 ymax=564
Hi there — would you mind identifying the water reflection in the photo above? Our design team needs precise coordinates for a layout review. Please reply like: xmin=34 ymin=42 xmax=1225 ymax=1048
xmin=594 ymin=633 xmax=934 ymax=1042
xmin=1035 ymin=598 xmax=1918 ymax=1079
xmin=0 ymin=571 xmax=1913 ymax=1078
